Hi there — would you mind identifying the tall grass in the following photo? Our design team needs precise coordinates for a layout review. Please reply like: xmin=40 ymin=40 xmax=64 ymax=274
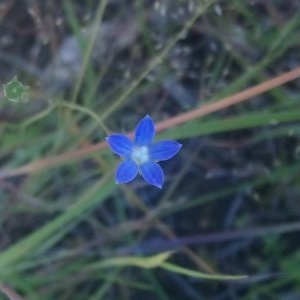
xmin=1 ymin=1 xmax=300 ymax=299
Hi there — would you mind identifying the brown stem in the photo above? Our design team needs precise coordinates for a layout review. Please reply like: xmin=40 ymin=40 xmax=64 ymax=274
xmin=1 ymin=66 xmax=300 ymax=179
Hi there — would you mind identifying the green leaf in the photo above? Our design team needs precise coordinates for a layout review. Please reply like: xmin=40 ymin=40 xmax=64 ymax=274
xmin=88 ymin=251 xmax=174 ymax=270
xmin=87 ymin=252 xmax=247 ymax=281
xmin=161 ymin=262 xmax=248 ymax=281
xmin=159 ymin=108 xmax=300 ymax=140
xmin=0 ymin=175 xmax=114 ymax=273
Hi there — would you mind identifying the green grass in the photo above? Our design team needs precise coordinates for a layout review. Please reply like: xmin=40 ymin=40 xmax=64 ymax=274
xmin=1 ymin=1 xmax=300 ymax=299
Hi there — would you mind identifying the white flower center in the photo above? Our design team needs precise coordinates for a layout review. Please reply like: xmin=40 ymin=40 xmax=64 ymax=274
xmin=132 ymin=146 xmax=149 ymax=164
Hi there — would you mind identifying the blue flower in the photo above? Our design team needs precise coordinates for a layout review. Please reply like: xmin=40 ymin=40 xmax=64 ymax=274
xmin=106 ymin=115 xmax=182 ymax=188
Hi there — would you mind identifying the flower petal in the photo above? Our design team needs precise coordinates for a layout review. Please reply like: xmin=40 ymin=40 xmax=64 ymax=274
xmin=115 ymin=159 xmax=138 ymax=184
xmin=134 ymin=115 xmax=155 ymax=146
xmin=149 ymin=140 xmax=182 ymax=161
xmin=106 ymin=134 xmax=133 ymax=157
xmin=140 ymin=161 xmax=164 ymax=188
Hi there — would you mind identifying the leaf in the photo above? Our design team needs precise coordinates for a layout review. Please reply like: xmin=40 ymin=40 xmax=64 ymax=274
xmin=161 ymin=262 xmax=248 ymax=281
xmin=87 ymin=252 xmax=247 ymax=281
xmin=0 ymin=175 xmax=114 ymax=272
xmin=88 ymin=251 xmax=174 ymax=270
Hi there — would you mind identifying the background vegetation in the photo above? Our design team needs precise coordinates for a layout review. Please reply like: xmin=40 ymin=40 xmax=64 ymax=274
xmin=1 ymin=0 xmax=300 ymax=299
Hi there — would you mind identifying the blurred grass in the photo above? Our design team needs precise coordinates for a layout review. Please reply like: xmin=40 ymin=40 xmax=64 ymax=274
xmin=1 ymin=0 xmax=300 ymax=299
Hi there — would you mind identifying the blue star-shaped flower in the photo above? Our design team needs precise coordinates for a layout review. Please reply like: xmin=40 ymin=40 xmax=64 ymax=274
xmin=106 ymin=115 xmax=182 ymax=188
